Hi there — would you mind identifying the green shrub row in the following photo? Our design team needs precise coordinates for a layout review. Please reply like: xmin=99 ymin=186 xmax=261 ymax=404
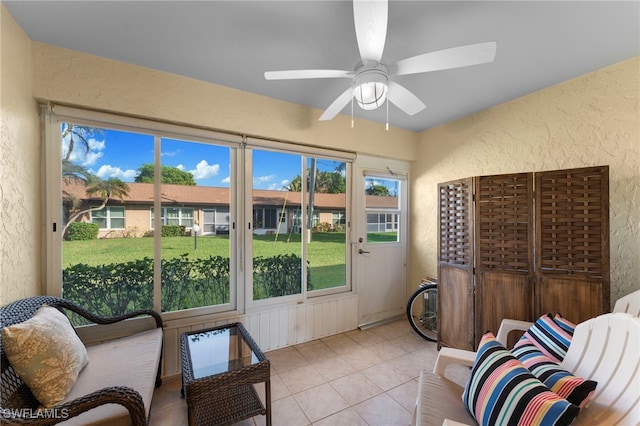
xmin=65 ymin=222 xmax=99 ymax=241
xmin=62 ymin=253 xmax=309 ymax=322
xmin=161 ymin=225 xmax=186 ymax=237
xmin=253 ymin=254 xmax=312 ymax=300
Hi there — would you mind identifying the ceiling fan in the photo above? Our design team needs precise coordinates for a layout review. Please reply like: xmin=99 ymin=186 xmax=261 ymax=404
xmin=264 ymin=0 xmax=497 ymax=125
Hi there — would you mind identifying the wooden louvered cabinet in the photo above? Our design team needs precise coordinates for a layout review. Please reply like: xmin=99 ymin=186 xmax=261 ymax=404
xmin=437 ymin=166 xmax=609 ymax=351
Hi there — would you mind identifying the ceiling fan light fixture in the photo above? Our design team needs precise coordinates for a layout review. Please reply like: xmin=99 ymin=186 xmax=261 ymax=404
xmin=354 ymin=81 xmax=388 ymax=110
xmin=353 ymin=67 xmax=388 ymax=111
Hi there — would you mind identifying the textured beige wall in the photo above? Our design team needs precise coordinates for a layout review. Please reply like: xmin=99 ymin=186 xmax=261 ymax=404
xmin=0 ymin=5 xmax=42 ymax=304
xmin=410 ymin=57 xmax=640 ymax=306
xmin=30 ymin=43 xmax=418 ymax=161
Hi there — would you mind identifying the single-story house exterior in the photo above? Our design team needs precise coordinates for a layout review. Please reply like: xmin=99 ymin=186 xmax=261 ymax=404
xmin=63 ymin=181 xmax=399 ymax=238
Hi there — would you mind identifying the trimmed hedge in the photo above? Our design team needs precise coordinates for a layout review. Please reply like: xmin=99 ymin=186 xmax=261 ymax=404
xmin=161 ymin=225 xmax=186 ymax=237
xmin=65 ymin=222 xmax=99 ymax=241
xmin=62 ymin=253 xmax=310 ymax=322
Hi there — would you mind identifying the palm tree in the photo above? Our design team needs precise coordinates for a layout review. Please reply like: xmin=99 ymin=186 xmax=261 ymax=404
xmin=62 ymin=160 xmax=94 ymax=213
xmin=62 ymin=124 xmax=102 ymax=161
xmin=62 ymin=177 xmax=130 ymax=237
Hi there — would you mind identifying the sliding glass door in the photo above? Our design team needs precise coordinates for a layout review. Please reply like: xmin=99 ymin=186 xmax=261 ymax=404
xmin=248 ymin=148 xmax=349 ymax=305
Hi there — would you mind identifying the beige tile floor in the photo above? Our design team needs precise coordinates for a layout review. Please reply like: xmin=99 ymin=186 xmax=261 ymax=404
xmin=149 ymin=319 xmax=443 ymax=426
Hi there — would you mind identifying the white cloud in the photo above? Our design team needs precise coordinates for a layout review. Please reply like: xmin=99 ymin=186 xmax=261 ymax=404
xmin=277 ymin=179 xmax=290 ymax=190
xmin=94 ymin=165 xmax=138 ymax=181
xmin=64 ymin=137 xmax=106 ymax=166
xmin=189 ymin=160 xmax=220 ymax=180
xmin=161 ymin=149 xmax=180 ymax=157
xmin=253 ymin=174 xmax=275 ymax=185
xmin=176 ymin=164 xmax=185 ymax=171
xmin=221 ymin=176 xmax=231 ymax=184
xmin=82 ymin=150 xmax=104 ymax=167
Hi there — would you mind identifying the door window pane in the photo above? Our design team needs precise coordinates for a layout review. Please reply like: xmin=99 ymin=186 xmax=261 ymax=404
xmin=365 ymin=176 xmax=400 ymax=243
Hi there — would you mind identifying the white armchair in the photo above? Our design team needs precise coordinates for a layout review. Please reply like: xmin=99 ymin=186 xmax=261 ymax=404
xmin=413 ymin=291 xmax=640 ymax=426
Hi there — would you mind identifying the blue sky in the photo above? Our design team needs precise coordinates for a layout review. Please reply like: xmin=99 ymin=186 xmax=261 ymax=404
xmin=63 ymin=126 xmax=345 ymax=190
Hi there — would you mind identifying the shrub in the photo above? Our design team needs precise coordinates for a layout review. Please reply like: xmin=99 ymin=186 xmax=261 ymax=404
xmin=62 ymin=253 xmax=309 ymax=320
xmin=161 ymin=225 xmax=186 ymax=237
xmin=313 ymin=222 xmax=333 ymax=233
xmin=121 ymin=226 xmax=145 ymax=238
xmin=65 ymin=222 xmax=99 ymax=241
xmin=253 ymin=254 xmax=311 ymax=299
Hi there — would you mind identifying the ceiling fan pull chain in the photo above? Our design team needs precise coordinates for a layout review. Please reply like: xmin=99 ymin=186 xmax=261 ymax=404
xmin=351 ymin=96 xmax=355 ymax=128
xmin=386 ymin=97 xmax=389 ymax=131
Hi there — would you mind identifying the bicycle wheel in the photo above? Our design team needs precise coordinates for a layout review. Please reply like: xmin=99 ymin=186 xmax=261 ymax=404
xmin=406 ymin=284 xmax=438 ymax=341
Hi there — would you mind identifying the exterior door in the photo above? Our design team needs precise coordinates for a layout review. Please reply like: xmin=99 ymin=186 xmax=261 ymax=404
xmin=276 ymin=208 xmax=287 ymax=235
xmin=203 ymin=209 xmax=216 ymax=235
xmin=355 ymin=170 xmax=408 ymax=327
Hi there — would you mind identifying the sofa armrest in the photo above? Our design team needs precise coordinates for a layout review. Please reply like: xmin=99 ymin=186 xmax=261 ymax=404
xmin=4 ymin=386 xmax=146 ymax=426
xmin=433 ymin=347 xmax=476 ymax=377
xmin=55 ymin=299 xmax=162 ymax=329
xmin=495 ymin=319 xmax=532 ymax=345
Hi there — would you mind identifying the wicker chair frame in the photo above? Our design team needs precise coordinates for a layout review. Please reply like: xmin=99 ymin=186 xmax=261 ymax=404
xmin=0 ymin=296 xmax=163 ymax=425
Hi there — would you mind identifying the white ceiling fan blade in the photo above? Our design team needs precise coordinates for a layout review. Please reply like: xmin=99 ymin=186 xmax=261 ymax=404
xmin=389 ymin=41 xmax=497 ymax=76
xmin=265 ymin=69 xmax=353 ymax=80
xmin=319 ymin=87 xmax=354 ymax=121
xmin=387 ymin=81 xmax=426 ymax=116
xmin=353 ymin=0 xmax=388 ymax=63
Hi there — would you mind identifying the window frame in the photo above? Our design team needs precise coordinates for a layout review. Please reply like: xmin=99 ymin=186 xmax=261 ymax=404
xmin=150 ymin=206 xmax=195 ymax=230
xmin=90 ymin=205 xmax=126 ymax=230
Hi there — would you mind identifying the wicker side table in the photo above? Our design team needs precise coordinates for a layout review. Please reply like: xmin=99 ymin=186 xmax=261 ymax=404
xmin=180 ymin=322 xmax=271 ymax=426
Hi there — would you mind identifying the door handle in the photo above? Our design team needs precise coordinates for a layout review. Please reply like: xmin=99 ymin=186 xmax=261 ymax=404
xmin=358 ymin=248 xmax=370 ymax=254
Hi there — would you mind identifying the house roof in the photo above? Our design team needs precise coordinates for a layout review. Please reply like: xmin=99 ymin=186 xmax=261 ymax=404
xmin=63 ymin=181 xmax=398 ymax=210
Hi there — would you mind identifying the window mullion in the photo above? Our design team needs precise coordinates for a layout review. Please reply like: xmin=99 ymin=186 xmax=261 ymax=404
xmin=153 ymin=136 xmax=162 ymax=312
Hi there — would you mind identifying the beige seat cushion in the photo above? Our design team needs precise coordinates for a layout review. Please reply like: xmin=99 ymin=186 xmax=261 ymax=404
xmin=59 ymin=327 xmax=162 ymax=426
xmin=419 ymin=372 xmax=474 ymax=426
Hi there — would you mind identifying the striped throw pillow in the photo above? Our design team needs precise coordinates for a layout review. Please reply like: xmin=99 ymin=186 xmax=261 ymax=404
xmin=517 ymin=314 xmax=574 ymax=363
xmin=463 ymin=332 xmax=579 ymax=426
xmin=512 ymin=338 xmax=597 ymax=408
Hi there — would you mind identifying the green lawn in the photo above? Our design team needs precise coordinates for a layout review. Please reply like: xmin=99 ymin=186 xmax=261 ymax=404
xmin=63 ymin=231 xmax=397 ymax=292
xmin=63 ymin=232 xmax=349 ymax=290
xmin=63 ymin=232 xmax=346 ymax=265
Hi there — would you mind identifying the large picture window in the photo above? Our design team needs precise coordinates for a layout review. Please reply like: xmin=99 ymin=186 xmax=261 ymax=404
xmin=46 ymin=107 xmax=354 ymax=321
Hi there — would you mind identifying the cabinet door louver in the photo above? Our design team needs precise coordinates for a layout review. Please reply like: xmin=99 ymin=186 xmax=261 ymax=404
xmin=438 ymin=178 xmax=474 ymax=350
xmin=535 ymin=166 xmax=609 ymax=323
xmin=475 ymin=173 xmax=534 ymax=347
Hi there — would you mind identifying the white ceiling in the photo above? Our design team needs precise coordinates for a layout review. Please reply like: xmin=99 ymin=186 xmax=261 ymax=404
xmin=4 ymin=1 xmax=639 ymax=132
